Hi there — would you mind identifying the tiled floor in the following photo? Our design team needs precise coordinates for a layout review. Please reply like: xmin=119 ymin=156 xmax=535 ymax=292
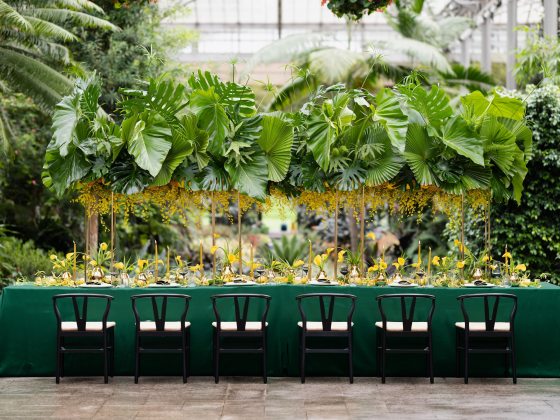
xmin=0 ymin=376 xmax=559 ymax=419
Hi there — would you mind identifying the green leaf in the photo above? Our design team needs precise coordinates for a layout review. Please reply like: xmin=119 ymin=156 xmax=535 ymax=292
xmin=107 ymin=159 xmax=152 ymax=195
xmin=439 ymin=116 xmax=484 ymax=166
xmin=404 ymin=123 xmax=440 ymax=185
xmin=480 ymin=116 xmax=518 ymax=174
xmin=198 ymin=161 xmax=231 ymax=191
xmin=461 ymin=91 xmax=525 ymax=121
xmin=225 ymin=152 xmax=269 ymax=200
xmin=189 ymin=88 xmax=229 ymax=155
xmin=122 ymin=114 xmax=172 ymax=177
xmin=51 ymin=92 xmax=80 ymax=157
xmin=399 ymin=85 xmax=452 ymax=129
xmin=307 ymin=111 xmax=336 ymax=172
xmin=44 ymin=143 xmax=91 ymax=196
xmin=258 ymin=115 xmax=294 ymax=182
xmin=365 ymin=125 xmax=405 ymax=186
xmin=372 ymin=89 xmax=408 ymax=152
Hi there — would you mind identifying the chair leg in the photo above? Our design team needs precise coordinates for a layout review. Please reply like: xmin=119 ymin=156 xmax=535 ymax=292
xmin=463 ymin=334 xmax=469 ymax=385
xmin=134 ymin=335 xmax=140 ymax=384
xmin=182 ymin=331 xmax=188 ymax=384
xmin=504 ymin=338 xmax=510 ymax=378
xmin=428 ymin=334 xmax=434 ymax=384
xmin=348 ymin=334 xmax=353 ymax=384
xmin=455 ymin=329 xmax=460 ymax=378
xmin=510 ymin=335 xmax=517 ymax=384
xmin=213 ymin=330 xmax=220 ymax=384
xmin=376 ymin=332 xmax=380 ymax=378
xmin=262 ymin=332 xmax=268 ymax=384
xmin=55 ymin=336 xmax=61 ymax=384
xmin=103 ymin=333 xmax=109 ymax=384
xmin=300 ymin=332 xmax=306 ymax=384
xmin=381 ymin=332 xmax=387 ymax=384
xmin=110 ymin=329 xmax=115 ymax=378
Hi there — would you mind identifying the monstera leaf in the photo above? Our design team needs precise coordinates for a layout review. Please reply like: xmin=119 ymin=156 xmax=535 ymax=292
xmin=122 ymin=113 xmax=172 ymax=177
xmin=404 ymin=123 xmax=440 ymax=185
xmin=371 ymin=89 xmax=408 ymax=152
xmin=461 ymin=91 xmax=525 ymax=122
xmin=196 ymin=161 xmax=231 ymax=191
xmin=307 ymin=111 xmax=336 ymax=172
xmin=258 ymin=115 xmax=294 ymax=182
xmin=398 ymin=84 xmax=452 ymax=130
xmin=44 ymin=143 xmax=91 ymax=197
xmin=438 ymin=116 xmax=484 ymax=166
xmin=108 ymin=159 xmax=152 ymax=195
xmin=189 ymin=88 xmax=229 ymax=155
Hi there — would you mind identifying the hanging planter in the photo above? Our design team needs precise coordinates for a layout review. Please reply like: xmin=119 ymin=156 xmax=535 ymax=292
xmin=321 ymin=0 xmax=392 ymax=21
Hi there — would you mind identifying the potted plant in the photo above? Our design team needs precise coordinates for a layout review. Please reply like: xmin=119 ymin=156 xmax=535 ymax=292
xmin=321 ymin=0 xmax=392 ymax=21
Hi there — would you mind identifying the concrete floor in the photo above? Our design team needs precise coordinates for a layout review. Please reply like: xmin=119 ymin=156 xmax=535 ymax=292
xmin=0 ymin=376 xmax=559 ymax=419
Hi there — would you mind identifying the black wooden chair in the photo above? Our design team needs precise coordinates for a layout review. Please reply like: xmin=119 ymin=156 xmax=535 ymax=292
xmin=376 ymin=293 xmax=436 ymax=384
xmin=52 ymin=293 xmax=115 ymax=384
xmin=456 ymin=293 xmax=518 ymax=384
xmin=131 ymin=294 xmax=191 ymax=383
xmin=296 ymin=293 xmax=357 ymax=383
xmin=211 ymin=293 xmax=271 ymax=384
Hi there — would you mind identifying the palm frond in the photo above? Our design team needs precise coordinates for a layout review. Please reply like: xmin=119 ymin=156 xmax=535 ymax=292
xmin=30 ymin=8 xmax=119 ymax=31
xmin=0 ymin=47 xmax=72 ymax=109
xmin=308 ymin=48 xmax=368 ymax=85
xmin=375 ymin=37 xmax=453 ymax=74
xmin=0 ymin=1 xmax=32 ymax=31
xmin=266 ymin=76 xmax=316 ymax=111
xmin=25 ymin=16 xmax=77 ymax=42
xmin=38 ymin=0 xmax=105 ymax=14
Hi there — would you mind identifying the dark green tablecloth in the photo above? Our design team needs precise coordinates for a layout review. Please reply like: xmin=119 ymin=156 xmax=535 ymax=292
xmin=0 ymin=283 xmax=559 ymax=378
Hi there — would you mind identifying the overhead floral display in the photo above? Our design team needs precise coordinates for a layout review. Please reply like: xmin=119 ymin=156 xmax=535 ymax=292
xmin=42 ymin=70 xmax=532 ymax=217
xmin=320 ymin=0 xmax=393 ymax=21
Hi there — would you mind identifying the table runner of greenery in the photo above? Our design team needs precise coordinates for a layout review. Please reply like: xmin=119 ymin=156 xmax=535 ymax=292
xmin=0 ymin=284 xmax=559 ymax=378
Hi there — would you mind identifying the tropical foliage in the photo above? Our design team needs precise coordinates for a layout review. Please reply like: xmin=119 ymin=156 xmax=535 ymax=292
xmin=515 ymin=26 xmax=560 ymax=88
xmin=321 ymin=0 xmax=392 ymax=21
xmin=44 ymin=70 xmax=532 ymax=215
xmin=0 ymin=0 xmax=117 ymax=149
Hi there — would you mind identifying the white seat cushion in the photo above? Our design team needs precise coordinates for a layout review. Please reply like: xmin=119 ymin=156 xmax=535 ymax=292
xmin=298 ymin=321 xmax=353 ymax=331
xmin=61 ymin=321 xmax=115 ymax=331
xmin=375 ymin=321 xmax=428 ymax=332
xmin=139 ymin=321 xmax=191 ymax=332
xmin=212 ymin=321 xmax=267 ymax=331
xmin=455 ymin=322 xmax=511 ymax=332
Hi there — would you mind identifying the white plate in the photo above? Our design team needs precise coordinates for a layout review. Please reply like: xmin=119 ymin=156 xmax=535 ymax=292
xmin=464 ymin=283 xmax=495 ymax=288
xmin=224 ymin=281 xmax=257 ymax=286
xmin=147 ymin=283 xmax=182 ymax=288
xmin=308 ymin=281 xmax=338 ymax=286
xmin=388 ymin=282 xmax=417 ymax=288
xmin=80 ymin=283 xmax=113 ymax=288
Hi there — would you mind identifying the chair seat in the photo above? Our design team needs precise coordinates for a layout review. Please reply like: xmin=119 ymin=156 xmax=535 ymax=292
xmin=212 ymin=321 xmax=267 ymax=331
xmin=455 ymin=322 xmax=511 ymax=332
xmin=298 ymin=321 xmax=353 ymax=331
xmin=61 ymin=321 xmax=115 ymax=331
xmin=139 ymin=321 xmax=191 ymax=332
xmin=375 ymin=321 xmax=428 ymax=332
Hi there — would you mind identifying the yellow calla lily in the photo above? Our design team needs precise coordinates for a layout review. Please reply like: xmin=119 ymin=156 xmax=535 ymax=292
xmin=326 ymin=247 xmax=334 ymax=256
xmin=392 ymin=262 xmax=400 ymax=269
xmin=100 ymin=242 xmax=108 ymax=251
xmin=503 ymin=252 xmax=512 ymax=259
xmin=210 ymin=245 xmax=219 ymax=255
xmin=337 ymin=250 xmax=346 ymax=263
xmin=313 ymin=255 xmax=323 ymax=266
xmin=366 ymin=232 xmax=376 ymax=240
xmin=293 ymin=259 xmax=305 ymax=268
xmin=227 ymin=253 xmax=237 ymax=264
xmin=114 ymin=262 xmax=125 ymax=270
xmin=456 ymin=260 xmax=465 ymax=269
xmin=432 ymin=256 xmax=440 ymax=266
xmin=397 ymin=257 xmax=405 ymax=266
xmin=50 ymin=254 xmax=57 ymax=261
xmin=515 ymin=263 xmax=527 ymax=272
xmin=482 ymin=255 xmax=490 ymax=262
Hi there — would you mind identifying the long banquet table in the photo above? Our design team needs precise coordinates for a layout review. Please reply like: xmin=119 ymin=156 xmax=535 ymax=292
xmin=1 ymin=283 xmax=559 ymax=378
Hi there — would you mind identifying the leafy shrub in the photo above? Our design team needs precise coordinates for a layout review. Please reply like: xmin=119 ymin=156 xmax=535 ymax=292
xmin=492 ymin=84 xmax=560 ymax=282
xmin=0 ymin=236 xmax=54 ymax=282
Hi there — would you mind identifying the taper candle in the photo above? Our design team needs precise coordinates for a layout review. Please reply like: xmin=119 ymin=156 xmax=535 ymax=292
xmin=199 ymin=240 xmax=203 ymax=270
xmin=418 ymin=240 xmax=421 ymax=267
xmin=154 ymin=240 xmax=158 ymax=281
xmin=166 ymin=246 xmax=170 ymax=278
xmin=73 ymin=241 xmax=77 ymax=281
xmin=308 ymin=240 xmax=313 ymax=281
xmin=249 ymin=244 xmax=254 ymax=278
xmin=427 ymin=247 xmax=432 ymax=277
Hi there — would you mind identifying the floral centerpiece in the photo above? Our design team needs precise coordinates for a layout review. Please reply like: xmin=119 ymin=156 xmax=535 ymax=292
xmin=321 ymin=0 xmax=392 ymax=21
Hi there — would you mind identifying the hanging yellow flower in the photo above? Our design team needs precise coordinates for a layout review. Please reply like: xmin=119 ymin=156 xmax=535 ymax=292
xmin=456 ymin=260 xmax=465 ymax=269
xmin=432 ymin=256 xmax=440 ymax=266
xmin=337 ymin=250 xmax=346 ymax=263
xmin=293 ymin=259 xmax=305 ymax=268
xmin=515 ymin=263 xmax=527 ymax=272
xmin=326 ymin=248 xmax=334 ymax=256
xmin=503 ymin=252 xmax=512 ymax=259
xmin=100 ymin=242 xmax=108 ymax=251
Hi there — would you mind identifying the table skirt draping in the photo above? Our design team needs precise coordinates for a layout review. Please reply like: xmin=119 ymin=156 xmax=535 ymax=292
xmin=1 ymin=283 xmax=559 ymax=378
